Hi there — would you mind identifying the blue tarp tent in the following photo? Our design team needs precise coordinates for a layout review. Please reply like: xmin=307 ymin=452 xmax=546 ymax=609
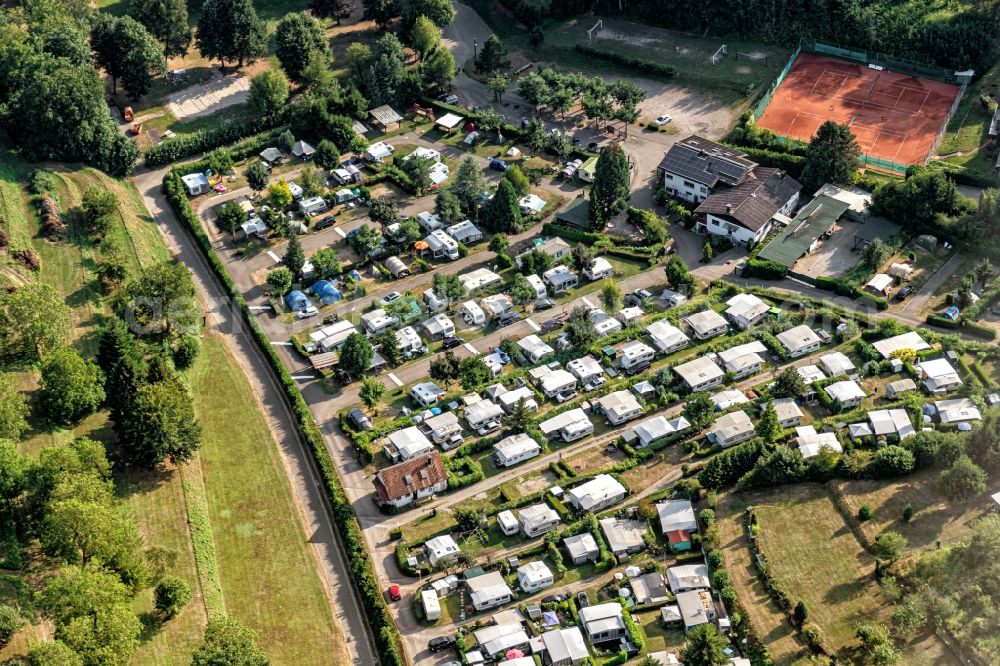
xmin=284 ymin=290 xmax=310 ymax=311
xmin=311 ymin=280 xmax=343 ymax=305
xmin=347 ymin=269 xmax=362 ymax=282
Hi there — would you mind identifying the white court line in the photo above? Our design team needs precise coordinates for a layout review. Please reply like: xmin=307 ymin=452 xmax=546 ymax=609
xmin=335 ymin=227 xmax=346 ymax=238
xmin=267 ymin=251 xmax=281 ymax=263
xmin=526 ymin=318 xmax=540 ymax=332
xmin=270 ymin=341 xmax=293 ymax=346
xmin=291 ymin=374 xmax=315 ymax=380
xmin=387 ymin=372 xmax=403 ymax=387
xmin=464 ymin=342 xmax=478 ymax=355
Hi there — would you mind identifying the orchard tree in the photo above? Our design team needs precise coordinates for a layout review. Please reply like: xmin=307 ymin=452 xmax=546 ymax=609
xmin=192 ymin=617 xmax=268 ymax=666
xmin=339 ymin=333 xmax=373 ymax=377
xmin=801 ymin=120 xmax=861 ymax=191
xmin=269 ymin=179 xmax=293 ymax=208
xmin=275 ymin=12 xmax=331 ymax=86
xmin=248 ymin=69 xmax=289 ymax=118
xmin=410 ymin=15 xmax=441 ymax=57
xmin=266 ymin=268 xmax=293 ymax=295
xmin=0 ymin=282 xmax=73 ymax=360
xmin=27 ymin=641 xmax=84 ymax=666
xmin=119 ymin=379 xmax=202 ymax=468
xmin=39 ymin=348 xmax=105 ymax=425
xmin=245 ymin=161 xmax=270 ymax=195
xmin=369 ymin=199 xmax=400 ymax=228
xmin=196 ymin=0 xmax=267 ymax=69
xmin=502 ymin=165 xmax=530 ymax=197
xmin=118 ymin=261 xmax=198 ymax=335
xmin=129 ymin=0 xmax=191 ymax=58
xmin=459 ymin=357 xmax=493 ymax=391
xmin=874 ymin=531 xmax=907 ymax=561
xmin=311 ymin=248 xmax=342 ymax=279
xmin=0 ymin=604 xmax=25 ymax=647
xmin=452 ymin=156 xmax=488 ymax=214
xmin=0 ymin=375 xmax=29 ymax=441
xmin=154 ymin=576 xmax=191 ymax=619
xmin=91 ymin=14 xmax=167 ymax=98
xmin=488 ymin=234 xmax=508 ymax=254
xmin=376 ymin=331 xmax=401 ymax=365
xmin=487 ymin=72 xmax=510 ymax=101
xmin=81 ymin=188 xmax=118 ymax=238
xmin=429 ymin=351 xmax=461 ymax=386
xmin=589 ymin=143 xmax=630 ymax=227
xmin=360 ymin=376 xmax=386 ymax=412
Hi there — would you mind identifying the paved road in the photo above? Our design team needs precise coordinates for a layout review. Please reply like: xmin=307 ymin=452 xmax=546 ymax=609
xmin=901 ymin=251 xmax=964 ymax=318
xmin=131 ymin=165 xmax=376 ymax=666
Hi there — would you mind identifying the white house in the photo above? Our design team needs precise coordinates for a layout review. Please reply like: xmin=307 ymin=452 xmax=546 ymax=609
xmin=674 ymin=356 xmax=725 ymax=391
xmin=542 ymin=266 xmax=578 ymax=294
xmin=494 ymin=433 xmax=541 ymax=467
xmin=447 ymin=220 xmax=483 ymax=244
xmin=416 ymin=210 xmax=444 ymax=232
xmin=633 ymin=415 xmax=691 ymax=448
xmin=526 ymin=274 xmax=547 ymax=299
xmin=798 ymin=364 xmax=826 ymax=385
xmin=711 ymin=389 xmax=749 ymax=411
xmin=410 ymin=382 xmax=445 ymax=408
xmin=425 ymin=534 xmax=460 ymax=567
xmin=311 ymin=320 xmax=359 ymax=352
xmin=596 ymin=390 xmax=644 ymax=425
xmin=519 ymin=503 xmax=561 ymax=537
xmin=794 ymin=426 xmax=843 ymax=459
xmin=422 ymin=589 xmax=441 ymax=621
xmin=567 ymin=474 xmax=627 ymax=512
xmin=867 ymin=409 xmax=915 ymax=439
xmin=706 ymin=411 xmax=756 ymax=448
xmin=465 ymin=400 xmax=504 ymax=430
xmin=887 ymin=378 xmax=918 ymax=398
xmin=620 ymin=340 xmax=656 ymax=373
xmin=459 ymin=267 xmax=503 ymax=294
xmin=363 ymin=141 xmax=394 ymax=162
xmin=480 ymin=293 xmax=514 ymax=319
xmin=616 ymin=307 xmax=644 ymax=326
xmin=541 ymin=627 xmax=589 ymax=666
xmin=424 ymin=230 xmax=459 ymax=260
xmin=657 ymin=136 xmax=756 ymax=204
xmin=539 ymin=369 xmax=578 ymax=398
xmin=694 ymin=167 xmax=801 ymax=247
xmin=579 ymin=603 xmax=626 ymax=644
xmin=467 ymin=571 xmax=513 ymax=611
xmin=298 ymin=196 xmax=328 ymax=216
xmin=872 ymin=332 xmax=931 ymax=359
xmin=517 ymin=561 xmax=554 ymax=592
xmin=461 ymin=300 xmax=486 ymax=326
xmin=776 ymin=325 xmax=822 ymax=358
xmin=361 ymin=308 xmax=399 ymax=336
xmin=583 ymin=257 xmax=614 ymax=281
xmin=725 ymin=293 xmax=769 ymax=330
xmin=771 ymin=398 xmax=804 ymax=427
xmin=497 ymin=386 xmax=538 ymax=414
xmin=666 ymin=563 xmax=710 ymax=592
xmin=936 ymin=398 xmax=982 ymax=424
xmin=675 ymin=589 xmax=717 ymax=632
xmin=717 ymin=340 xmax=768 ymax=378
xmin=421 ymin=313 xmax=455 ymax=341
xmin=563 ymin=533 xmax=600 ymax=565
xmin=373 ymin=452 xmax=448 ymax=508
xmin=539 ymin=408 xmax=593 ymax=442
xmin=819 ymin=352 xmax=855 ymax=377
xmin=683 ymin=310 xmax=729 ymax=340
xmin=600 ymin=517 xmax=647 ymax=558
xmin=567 ymin=355 xmax=604 ymax=384
xmin=519 ymin=335 xmax=555 ymax=363
xmin=395 ymin=326 xmax=423 ymax=354
xmin=424 ymin=412 xmax=462 ymax=445
xmin=423 ymin=288 xmax=447 ymax=312
xmin=385 ymin=427 xmax=434 ymax=462
xmin=825 ymin=380 xmax=867 ymax=408
xmin=917 ymin=358 xmax=963 ymax=395
xmin=647 ymin=321 xmax=690 ymax=355
xmin=497 ymin=510 xmax=520 ymax=535
xmin=516 ymin=237 xmax=572 ymax=267
xmin=657 ymin=500 xmax=698 ymax=536
xmin=590 ymin=309 xmax=623 ymax=338
xmin=475 ymin=624 xmax=528 ymax=657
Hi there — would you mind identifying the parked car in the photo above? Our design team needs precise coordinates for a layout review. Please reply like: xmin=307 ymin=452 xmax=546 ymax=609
xmin=387 ymin=585 xmax=401 ymax=601
xmin=555 ymin=390 xmax=577 ymax=404
xmin=437 ymin=93 xmax=459 ymax=105
xmin=653 ymin=114 xmax=672 ymax=126
xmin=442 ymin=336 xmax=464 ymax=350
xmin=541 ymin=594 xmax=566 ymax=604
xmin=489 ymin=158 xmax=510 ymax=171
xmin=897 ymin=285 xmax=913 ymax=300
xmin=540 ymin=319 xmax=564 ymax=334
xmin=942 ymin=305 xmax=961 ymax=320
xmin=492 ymin=348 xmax=511 ymax=364
xmin=314 ymin=216 xmax=335 ymax=231
xmin=577 ymin=591 xmax=591 ymax=608
xmin=348 ymin=407 xmax=372 ymax=431
xmin=534 ymin=297 xmax=556 ymax=311
xmin=582 ymin=376 xmax=606 ymax=392
xmin=476 ymin=421 xmax=501 ymax=436
xmin=380 ymin=291 xmax=402 ymax=305
xmin=496 ymin=312 xmax=522 ymax=327
xmin=428 ymin=636 xmax=456 ymax=653
xmin=296 ymin=306 xmax=319 ymax=319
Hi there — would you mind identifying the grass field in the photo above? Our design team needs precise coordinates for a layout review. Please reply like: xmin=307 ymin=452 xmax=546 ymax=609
xmin=935 ymin=65 xmax=1000 ymax=184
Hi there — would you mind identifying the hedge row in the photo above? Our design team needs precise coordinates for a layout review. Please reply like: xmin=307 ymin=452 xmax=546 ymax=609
xmin=720 ymin=144 xmax=807 ymax=178
xmin=145 ymin=116 xmax=286 ymax=166
xmin=814 ymin=275 xmax=887 ymax=310
xmin=743 ymin=257 xmax=787 ymax=279
xmin=162 ymin=170 xmax=405 ymax=666
xmin=573 ymin=44 xmax=677 ymax=79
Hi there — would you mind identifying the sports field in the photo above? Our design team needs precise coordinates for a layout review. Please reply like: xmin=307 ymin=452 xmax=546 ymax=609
xmin=758 ymin=52 xmax=960 ymax=166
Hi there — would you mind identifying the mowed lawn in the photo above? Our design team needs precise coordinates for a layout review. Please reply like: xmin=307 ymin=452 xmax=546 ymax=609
xmin=748 ymin=484 xmax=887 ymax=653
xmin=191 ymin=336 xmax=341 ymax=666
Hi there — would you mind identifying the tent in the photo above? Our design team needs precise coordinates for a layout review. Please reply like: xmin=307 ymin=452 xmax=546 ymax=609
xmin=542 ymin=611 xmax=560 ymax=627
xmin=311 ymin=280 xmax=343 ymax=305
xmin=284 ymin=290 xmax=310 ymax=311
xmin=292 ymin=140 xmax=316 ymax=159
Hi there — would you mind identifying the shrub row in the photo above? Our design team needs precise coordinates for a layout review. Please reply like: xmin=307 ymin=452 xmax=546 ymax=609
xmin=926 ymin=314 xmax=961 ymax=330
xmin=162 ymin=170 xmax=405 ymax=666
xmin=814 ymin=276 xmax=887 ymax=310
xmin=145 ymin=117 xmax=286 ymax=166
xmin=720 ymin=143 xmax=807 ymax=178
xmin=742 ymin=257 xmax=788 ymax=279
xmin=573 ymin=44 xmax=677 ymax=79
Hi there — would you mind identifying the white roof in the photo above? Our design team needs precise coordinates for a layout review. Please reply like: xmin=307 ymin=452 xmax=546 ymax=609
xmin=777 ymin=325 xmax=821 ymax=353
xmin=621 ymin=339 xmax=655 ymax=361
xmin=794 ymin=426 xmax=843 ymax=459
xmin=480 ymin=293 xmax=513 ymax=316
xmin=429 ymin=161 xmax=450 ymax=185
xmin=366 ymin=141 xmax=394 ymax=159
xmin=411 ymin=381 xmax=445 ymax=400
xmin=567 ymin=474 xmax=627 ymax=512
xmin=447 ymin=220 xmax=481 ymax=241
xmin=519 ymin=334 xmax=554 ymax=359
xmin=467 ymin=570 xmax=513 ymax=604
xmin=725 ymin=293 xmax=768 ymax=320
xmin=525 ymin=274 xmax=546 ymax=292
xmin=541 ymin=628 xmax=588 ymax=664
xmin=425 ymin=534 xmax=460 ymax=558
xmin=494 ymin=433 xmax=541 ymax=458
xmin=674 ymin=356 xmax=724 ymax=387
xmin=772 ymin=398 xmax=803 ymax=423
xmin=461 ymin=300 xmax=485 ymax=319
xmin=684 ymin=309 xmax=728 ymax=335
xmin=868 ymin=408 xmax=915 ymax=438
xmin=585 ymin=256 xmax=614 ymax=278
xmin=421 ymin=313 xmax=454 ymax=335
xmin=825 ymin=380 xmax=867 ymax=402
xmin=519 ymin=194 xmax=546 ymax=214
xmin=309 ymin=319 xmax=357 ymax=344
xmin=657 ymin=500 xmax=698 ymax=534
xmin=436 ymin=112 xmax=463 ymax=129
xmin=919 ymin=358 xmax=961 ymax=381
xmin=567 ymin=355 xmax=603 ymax=380
xmin=711 ymin=389 xmax=749 ymax=410
xmin=708 ymin=410 xmax=755 ymax=442
xmin=466 ymin=400 xmax=504 ymax=427
xmin=634 ymin=415 xmax=690 ymax=444
xmin=540 ymin=369 xmax=578 ymax=394
xmin=519 ymin=503 xmax=559 ymax=530
xmin=872 ymin=332 xmax=931 ymax=358
xmin=425 ymin=229 xmax=457 ymax=251
xmin=181 ymin=172 xmax=209 ymax=188
xmin=597 ymin=390 xmax=642 ymax=419
xmin=666 ymin=564 xmax=710 ymax=592
xmin=579 ymin=602 xmax=625 ymax=636
xmin=797 ymin=364 xmax=826 ymax=384
xmin=564 ymin=532 xmax=599 ymax=558
xmin=647 ymin=320 xmax=689 ymax=352
xmin=936 ymin=398 xmax=981 ymax=423
xmin=497 ymin=386 xmax=537 ymax=411
xmin=497 ymin=510 xmax=519 ymax=529
xmin=617 ymin=306 xmax=644 ymax=324
xmin=820 ymin=352 xmax=855 ymax=377
xmin=474 ymin=622 xmax=523 ymax=647
xmin=517 ymin=560 xmax=553 ymax=584
xmin=417 ymin=210 xmax=443 ymax=230
xmin=405 ymin=146 xmax=441 ymax=162
xmin=361 ymin=308 xmax=397 ymax=330
xmin=717 ymin=340 xmax=768 ymax=369
xmin=865 ymin=273 xmax=893 ymax=292
xmin=542 ymin=265 xmax=577 ymax=286
xmin=387 ymin=427 xmax=434 ymax=459
xmin=539 ymin=408 xmax=591 ymax=436
xmin=395 ymin=326 xmax=422 ymax=348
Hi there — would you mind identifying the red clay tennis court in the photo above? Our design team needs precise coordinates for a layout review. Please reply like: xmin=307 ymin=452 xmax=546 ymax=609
xmin=757 ymin=52 xmax=960 ymax=166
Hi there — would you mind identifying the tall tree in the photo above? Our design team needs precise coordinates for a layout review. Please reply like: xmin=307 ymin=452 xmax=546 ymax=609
xmin=422 ymin=47 xmax=456 ymax=89
xmin=118 ymin=378 xmax=202 ymax=468
xmin=362 ymin=0 xmax=399 ymax=27
xmin=339 ymin=333 xmax=373 ymax=377
xmin=283 ymin=232 xmax=306 ymax=280
xmin=664 ymin=254 xmax=695 ymax=291
xmin=434 ymin=190 xmax=463 ymax=224
xmin=0 ymin=374 xmax=29 ymax=441
xmin=509 ymin=273 xmax=535 ymax=310
xmin=0 ymin=282 xmax=73 ymax=361
xmin=452 ymin=156 xmax=488 ymax=214
xmin=401 ymin=0 xmax=455 ymax=27
xmin=475 ymin=34 xmax=509 ymax=73
xmin=502 ymin=164 xmax=530 ymax=197
xmin=360 ymin=376 xmax=386 ymax=412
xmin=248 ymin=69 xmax=289 ymax=118
xmin=566 ymin=306 xmax=597 ymax=348
xmin=861 ymin=237 xmax=890 ymax=270
xmin=192 ymin=617 xmax=268 ymax=666
xmin=939 ymin=455 xmax=987 ymax=501
xmin=117 ymin=261 xmax=198 ymax=335
xmin=487 ymin=72 xmax=510 ymax=102
xmin=589 ymin=143 xmax=630 ymax=227
xmin=771 ymin=366 xmax=807 ymax=399
xmin=39 ymin=348 xmax=105 ymax=425
xmin=245 ymin=161 xmax=270 ymax=195
xmin=275 ymin=12 xmax=331 ymax=86
xmin=481 ymin=179 xmax=520 ymax=233
xmin=601 ymin=280 xmax=622 ymax=311
xmin=129 ymin=0 xmax=191 ymax=58
xmin=800 ymin=120 xmax=861 ymax=191
xmin=196 ymin=0 xmax=267 ymax=69
xmin=91 ymin=14 xmax=167 ymax=98
xmin=409 ymin=15 xmax=440 ymax=57
xmin=756 ymin=400 xmax=782 ymax=444
xmin=682 ymin=624 xmax=729 ymax=666
xmin=311 ymin=0 xmax=352 ymax=21
xmin=432 ymin=273 xmax=464 ymax=308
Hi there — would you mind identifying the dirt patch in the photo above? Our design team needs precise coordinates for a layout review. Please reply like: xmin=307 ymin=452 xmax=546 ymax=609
xmin=167 ymin=72 xmax=251 ymax=122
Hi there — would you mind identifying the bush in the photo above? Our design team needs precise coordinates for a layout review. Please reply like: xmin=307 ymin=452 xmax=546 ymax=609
xmin=858 ymin=504 xmax=873 ymax=521
xmin=145 ymin=118 xmax=286 ymax=166
xmin=743 ymin=257 xmax=787 ymax=279
xmin=173 ymin=334 xmax=201 ymax=369
xmin=0 ymin=604 xmax=25 ymax=647
xmin=573 ymin=44 xmax=677 ymax=78
xmin=154 ymin=576 xmax=192 ymax=619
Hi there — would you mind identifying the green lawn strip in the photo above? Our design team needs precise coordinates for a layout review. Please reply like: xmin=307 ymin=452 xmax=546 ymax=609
xmin=179 ymin=459 xmax=227 ymax=618
xmin=191 ymin=336 xmax=339 ymax=665
xmin=0 ymin=155 xmax=32 ymax=250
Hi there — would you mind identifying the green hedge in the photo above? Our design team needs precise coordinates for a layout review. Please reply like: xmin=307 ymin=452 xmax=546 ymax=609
xmin=743 ymin=257 xmax=787 ymax=279
xmin=542 ymin=222 xmax=602 ymax=244
xmin=573 ymin=44 xmax=677 ymax=79
xmin=721 ymin=144 xmax=806 ymax=178
xmin=963 ymin=320 xmax=997 ymax=340
xmin=145 ymin=117 xmax=286 ymax=166
xmin=926 ymin=314 xmax=961 ymax=330
xmin=162 ymin=170 xmax=405 ymax=666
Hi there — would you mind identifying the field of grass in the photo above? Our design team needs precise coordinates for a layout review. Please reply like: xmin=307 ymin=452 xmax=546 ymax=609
xmin=935 ymin=65 xmax=1000 ymax=184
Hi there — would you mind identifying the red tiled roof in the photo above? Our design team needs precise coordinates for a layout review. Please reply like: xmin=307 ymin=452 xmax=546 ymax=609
xmin=373 ymin=451 xmax=448 ymax=501
xmin=667 ymin=529 xmax=691 ymax=545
